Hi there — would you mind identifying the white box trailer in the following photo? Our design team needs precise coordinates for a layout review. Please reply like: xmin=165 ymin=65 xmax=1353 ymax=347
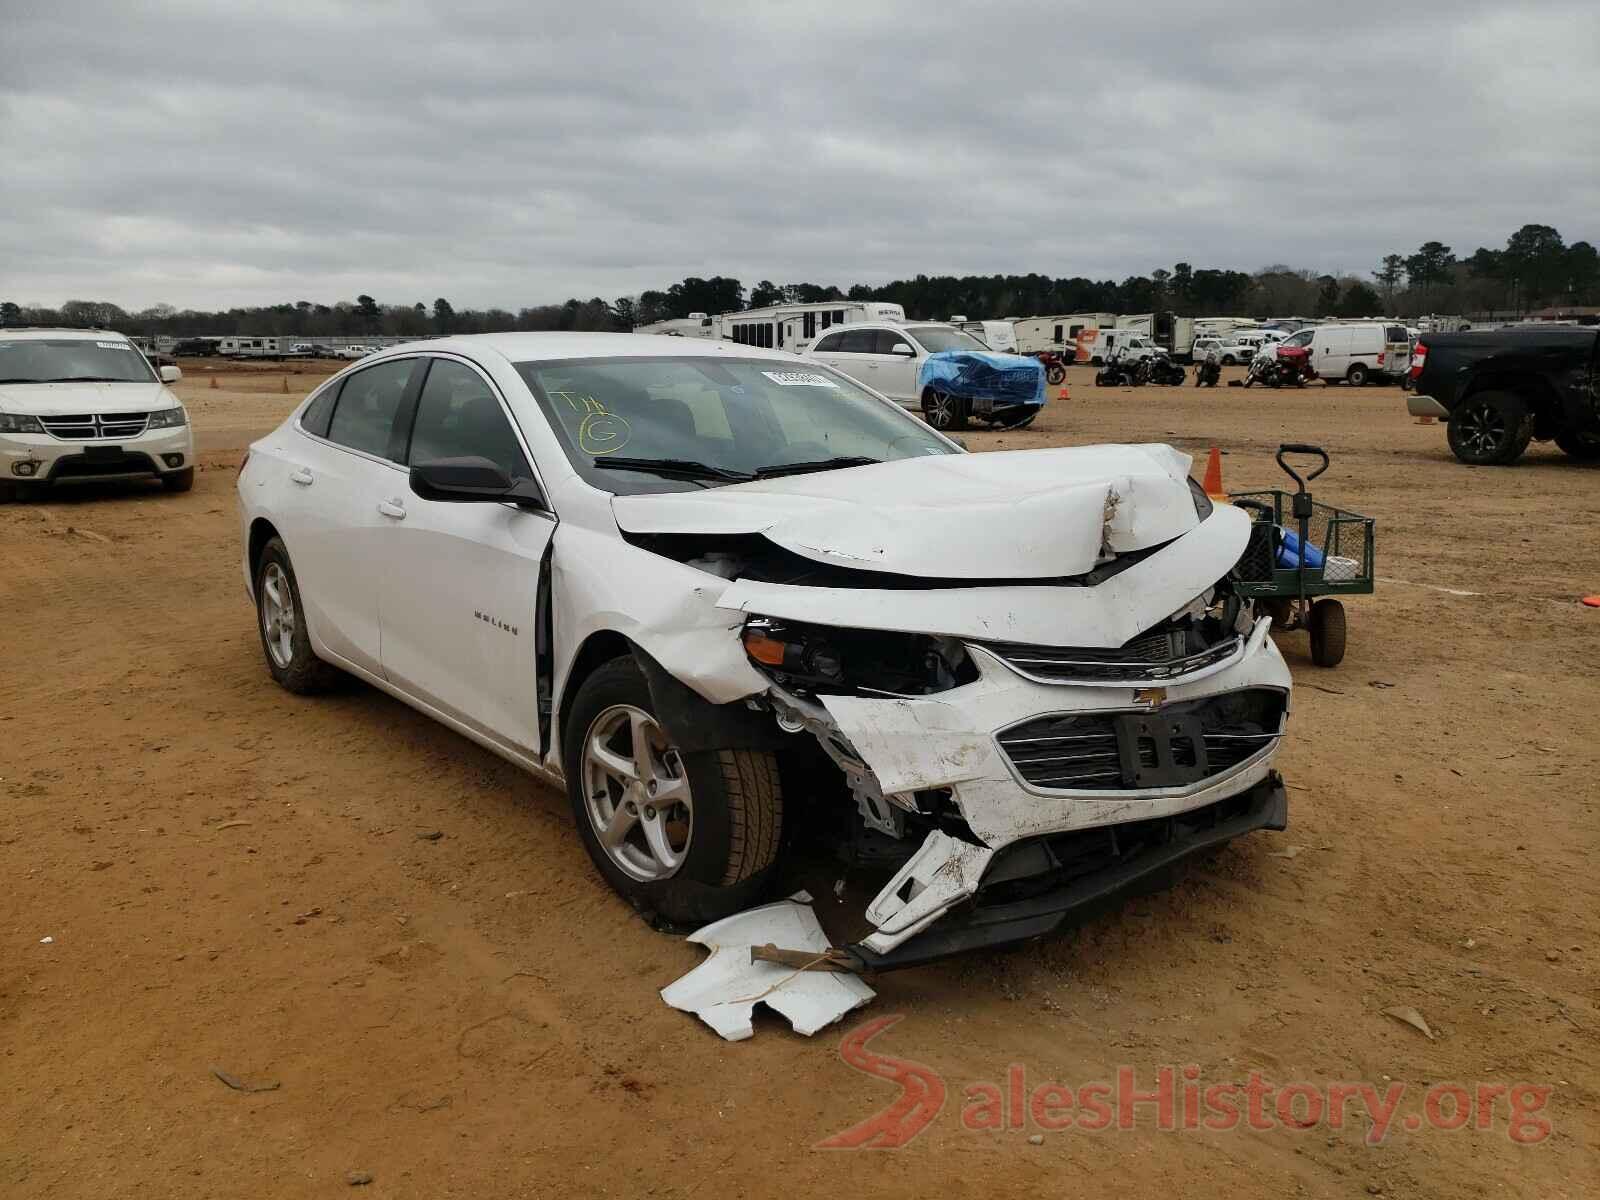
xmin=1117 ymin=312 xmax=1197 ymax=360
xmin=1012 ymin=313 xmax=1117 ymax=355
xmin=720 ymin=300 xmax=905 ymax=353
xmin=218 ymin=335 xmax=293 ymax=359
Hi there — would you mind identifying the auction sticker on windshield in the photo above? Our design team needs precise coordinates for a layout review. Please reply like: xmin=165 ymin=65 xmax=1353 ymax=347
xmin=762 ymin=371 xmax=838 ymax=388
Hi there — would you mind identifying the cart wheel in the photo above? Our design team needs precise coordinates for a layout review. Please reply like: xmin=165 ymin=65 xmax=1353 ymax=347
xmin=1308 ymin=599 xmax=1347 ymax=667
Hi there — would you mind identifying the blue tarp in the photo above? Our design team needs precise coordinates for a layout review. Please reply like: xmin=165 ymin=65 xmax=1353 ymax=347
xmin=916 ymin=351 xmax=1046 ymax=410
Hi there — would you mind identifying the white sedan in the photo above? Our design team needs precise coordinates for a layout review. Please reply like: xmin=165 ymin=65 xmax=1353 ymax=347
xmin=237 ymin=333 xmax=1292 ymax=968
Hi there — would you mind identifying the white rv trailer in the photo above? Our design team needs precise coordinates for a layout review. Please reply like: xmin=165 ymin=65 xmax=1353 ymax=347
xmin=1116 ymin=312 xmax=1198 ymax=360
xmin=1011 ymin=312 xmax=1118 ymax=355
xmin=720 ymin=300 xmax=905 ymax=353
xmin=633 ymin=313 xmax=717 ymax=338
xmin=1193 ymin=317 xmax=1260 ymax=340
xmin=218 ymin=335 xmax=295 ymax=359
xmin=949 ymin=317 xmax=1018 ymax=352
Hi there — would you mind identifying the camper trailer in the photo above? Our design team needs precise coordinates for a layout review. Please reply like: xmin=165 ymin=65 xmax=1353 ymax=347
xmin=720 ymin=300 xmax=905 ymax=353
xmin=1117 ymin=312 xmax=1197 ymax=360
xmin=1012 ymin=313 xmax=1118 ymax=355
xmin=950 ymin=317 xmax=1018 ymax=352
xmin=218 ymin=335 xmax=293 ymax=359
xmin=633 ymin=313 xmax=717 ymax=338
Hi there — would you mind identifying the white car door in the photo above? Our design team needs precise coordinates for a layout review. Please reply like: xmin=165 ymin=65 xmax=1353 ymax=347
xmin=276 ymin=357 xmax=421 ymax=676
xmin=874 ymin=328 xmax=921 ymax=407
xmin=375 ymin=355 xmax=554 ymax=754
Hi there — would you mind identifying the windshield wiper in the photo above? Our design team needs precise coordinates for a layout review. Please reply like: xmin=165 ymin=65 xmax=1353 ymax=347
xmin=753 ymin=456 xmax=881 ymax=479
xmin=591 ymin=456 xmax=754 ymax=484
xmin=41 ymin=376 xmax=130 ymax=383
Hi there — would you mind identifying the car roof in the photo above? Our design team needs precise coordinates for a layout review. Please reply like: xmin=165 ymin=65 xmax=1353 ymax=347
xmin=370 ymin=331 xmax=801 ymax=365
xmin=0 ymin=327 xmax=129 ymax=342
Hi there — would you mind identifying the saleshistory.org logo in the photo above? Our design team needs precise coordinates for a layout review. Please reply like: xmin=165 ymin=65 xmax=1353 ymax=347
xmin=816 ymin=1016 xmax=1554 ymax=1150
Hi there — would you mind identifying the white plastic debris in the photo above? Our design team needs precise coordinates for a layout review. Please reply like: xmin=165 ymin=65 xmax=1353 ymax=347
xmin=38 ymin=936 xmax=53 ymax=944
xmin=661 ymin=897 xmax=874 ymax=1041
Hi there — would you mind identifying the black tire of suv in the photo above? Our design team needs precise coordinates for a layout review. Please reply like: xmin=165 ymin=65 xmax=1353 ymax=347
xmin=1308 ymin=599 xmax=1347 ymax=668
xmin=254 ymin=537 xmax=342 ymax=694
xmin=162 ymin=467 xmax=195 ymax=493
xmin=1554 ymin=430 xmax=1600 ymax=461
xmin=563 ymin=656 xmax=784 ymax=928
xmin=1346 ymin=363 xmax=1369 ymax=387
xmin=921 ymin=389 xmax=968 ymax=431
xmin=1447 ymin=390 xmax=1534 ymax=466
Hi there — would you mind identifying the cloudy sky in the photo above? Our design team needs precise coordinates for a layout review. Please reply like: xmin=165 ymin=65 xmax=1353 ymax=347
xmin=3 ymin=0 xmax=1597 ymax=312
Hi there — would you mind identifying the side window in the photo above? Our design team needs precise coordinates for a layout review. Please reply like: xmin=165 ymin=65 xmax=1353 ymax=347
xmin=873 ymin=329 xmax=913 ymax=355
xmin=803 ymin=311 xmax=816 ymax=339
xmin=300 ymin=380 xmax=341 ymax=437
xmin=838 ymin=328 xmax=875 ymax=353
xmin=325 ymin=359 xmax=414 ymax=460
xmin=813 ymin=331 xmax=844 ymax=353
xmin=406 ymin=359 xmax=531 ymax=481
xmin=1053 ymin=324 xmax=1064 ymax=343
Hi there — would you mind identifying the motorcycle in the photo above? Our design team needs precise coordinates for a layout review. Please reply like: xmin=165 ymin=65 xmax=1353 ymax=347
xmin=1032 ymin=350 xmax=1069 ymax=386
xmin=1240 ymin=344 xmax=1317 ymax=388
xmin=1094 ymin=350 xmax=1136 ymax=387
xmin=1194 ymin=352 xmax=1222 ymax=388
xmin=1144 ymin=352 xmax=1186 ymax=386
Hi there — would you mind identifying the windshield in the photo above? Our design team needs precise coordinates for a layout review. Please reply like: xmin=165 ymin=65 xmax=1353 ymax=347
xmin=516 ymin=356 xmax=958 ymax=495
xmin=905 ymin=326 xmax=990 ymax=353
xmin=0 ymin=338 xmax=157 ymax=384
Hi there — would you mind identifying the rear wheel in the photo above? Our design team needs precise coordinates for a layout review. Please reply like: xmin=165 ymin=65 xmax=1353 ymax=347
xmin=921 ymin=388 xmax=968 ymax=431
xmin=254 ymin=538 xmax=342 ymax=694
xmin=1346 ymin=363 xmax=1370 ymax=387
xmin=1308 ymin=599 xmax=1347 ymax=667
xmin=1045 ymin=364 xmax=1066 ymax=386
xmin=1554 ymin=430 xmax=1600 ymax=461
xmin=1447 ymin=390 xmax=1533 ymax=465
xmin=564 ymin=656 xmax=784 ymax=927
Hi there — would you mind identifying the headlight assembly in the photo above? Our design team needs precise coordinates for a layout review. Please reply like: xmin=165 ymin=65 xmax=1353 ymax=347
xmin=742 ymin=618 xmax=977 ymax=697
xmin=146 ymin=407 xmax=188 ymax=429
xmin=0 ymin=412 xmax=45 ymax=434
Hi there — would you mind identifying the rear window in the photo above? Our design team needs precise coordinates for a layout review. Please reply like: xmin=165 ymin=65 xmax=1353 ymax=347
xmin=1386 ymin=326 xmax=1409 ymax=343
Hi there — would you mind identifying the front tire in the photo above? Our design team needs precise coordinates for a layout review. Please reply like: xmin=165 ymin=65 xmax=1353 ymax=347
xmin=1554 ymin=430 xmax=1600 ymax=461
xmin=1045 ymin=364 xmax=1066 ymax=386
xmin=564 ymin=656 xmax=784 ymax=927
xmin=1447 ymin=390 xmax=1533 ymax=465
xmin=254 ymin=537 xmax=341 ymax=694
xmin=162 ymin=466 xmax=195 ymax=493
xmin=921 ymin=389 xmax=968 ymax=431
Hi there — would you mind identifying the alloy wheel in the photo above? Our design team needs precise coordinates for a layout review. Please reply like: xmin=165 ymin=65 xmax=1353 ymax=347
xmin=582 ymin=704 xmax=693 ymax=882
xmin=1457 ymin=400 xmax=1507 ymax=458
xmin=260 ymin=562 xmax=296 ymax=668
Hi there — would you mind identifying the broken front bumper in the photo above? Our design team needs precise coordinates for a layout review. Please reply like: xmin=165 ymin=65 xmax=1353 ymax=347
xmin=843 ymin=772 xmax=1287 ymax=971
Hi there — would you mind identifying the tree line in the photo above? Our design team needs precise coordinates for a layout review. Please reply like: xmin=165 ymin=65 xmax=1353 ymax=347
xmin=4 ymin=224 xmax=1593 ymax=340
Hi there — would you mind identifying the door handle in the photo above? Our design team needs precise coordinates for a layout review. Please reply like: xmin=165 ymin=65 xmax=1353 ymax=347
xmin=289 ymin=468 xmax=314 ymax=485
xmin=377 ymin=499 xmax=406 ymax=520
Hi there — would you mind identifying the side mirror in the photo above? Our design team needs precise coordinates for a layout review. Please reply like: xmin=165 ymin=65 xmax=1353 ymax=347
xmin=160 ymin=365 xmax=183 ymax=383
xmin=891 ymin=343 xmax=914 ymax=356
xmin=409 ymin=456 xmax=546 ymax=511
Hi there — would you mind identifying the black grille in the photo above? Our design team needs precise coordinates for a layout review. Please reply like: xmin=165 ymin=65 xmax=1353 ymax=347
xmin=980 ymin=628 xmax=1241 ymax=684
xmin=998 ymin=688 xmax=1285 ymax=791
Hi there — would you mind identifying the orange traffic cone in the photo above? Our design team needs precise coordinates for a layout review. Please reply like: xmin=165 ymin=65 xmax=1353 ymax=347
xmin=1202 ymin=445 xmax=1225 ymax=500
xmin=1057 ymin=383 xmax=1070 ymax=403
xmin=1415 ymin=414 xmax=1435 ymax=425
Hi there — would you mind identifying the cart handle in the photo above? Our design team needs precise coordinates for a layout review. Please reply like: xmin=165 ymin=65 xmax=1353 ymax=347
xmin=1276 ymin=444 xmax=1329 ymax=490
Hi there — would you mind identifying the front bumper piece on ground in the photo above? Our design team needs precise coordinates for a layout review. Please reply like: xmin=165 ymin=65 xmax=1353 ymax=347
xmin=844 ymin=771 xmax=1287 ymax=972
xmin=1406 ymin=394 xmax=1448 ymax=418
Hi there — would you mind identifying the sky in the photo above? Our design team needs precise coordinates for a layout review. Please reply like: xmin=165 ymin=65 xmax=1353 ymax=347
xmin=3 ymin=0 xmax=1598 ymax=312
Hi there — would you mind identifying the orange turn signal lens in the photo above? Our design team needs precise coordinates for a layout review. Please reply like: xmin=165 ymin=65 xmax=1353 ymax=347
xmin=743 ymin=630 xmax=788 ymax=666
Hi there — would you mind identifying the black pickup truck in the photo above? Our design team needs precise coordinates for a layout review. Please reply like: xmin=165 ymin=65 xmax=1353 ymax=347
xmin=1407 ymin=325 xmax=1599 ymax=465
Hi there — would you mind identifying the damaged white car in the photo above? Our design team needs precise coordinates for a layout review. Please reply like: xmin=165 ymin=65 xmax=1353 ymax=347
xmin=238 ymin=333 xmax=1290 ymax=969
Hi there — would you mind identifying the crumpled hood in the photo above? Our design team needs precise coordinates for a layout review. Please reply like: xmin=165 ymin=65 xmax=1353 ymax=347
xmin=0 ymin=381 xmax=177 ymax=416
xmin=611 ymin=444 xmax=1199 ymax=580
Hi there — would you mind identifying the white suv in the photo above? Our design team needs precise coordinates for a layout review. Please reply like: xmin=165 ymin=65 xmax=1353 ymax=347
xmin=237 ymin=333 xmax=1292 ymax=970
xmin=0 ymin=328 xmax=195 ymax=499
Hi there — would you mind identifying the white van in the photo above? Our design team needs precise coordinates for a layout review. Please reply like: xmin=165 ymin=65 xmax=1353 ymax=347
xmin=1277 ymin=323 xmax=1411 ymax=385
xmin=1076 ymin=328 xmax=1154 ymax=365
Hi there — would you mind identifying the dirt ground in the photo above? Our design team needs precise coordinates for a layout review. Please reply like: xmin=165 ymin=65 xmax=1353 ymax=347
xmin=2 ymin=358 xmax=1595 ymax=1198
